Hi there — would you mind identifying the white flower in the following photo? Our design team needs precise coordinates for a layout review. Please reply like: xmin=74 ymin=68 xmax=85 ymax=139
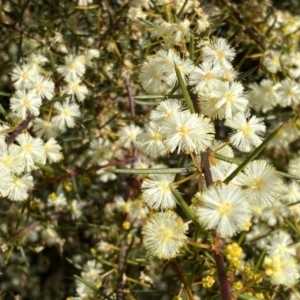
xmin=47 ymin=192 xmax=67 ymax=210
xmin=281 ymin=181 xmax=300 ymax=204
xmin=212 ymin=81 xmax=248 ymax=119
xmin=160 ymin=110 xmax=215 ymax=154
xmin=162 ymin=52 xmax=194 ymax=87
xmin=126 ymin=197 xmax=149 ymax=220
xmin=51 ymin=100 xmax=81 ymax=130
xmin=76 ymin=0 xmax=93 ymax=6
xmin=221 ymin=65 xmax=238 ymax=82
xmin=142 ymin=211 xmax=188 ymax=259
xmin=189 ymin=62 xmax=223 ymax=92
xmin=172 ymin=19 xmax=191 ymax=43
xmin=16 ymin=133 xmax=45 ymax=171
xmin=151 ymin=19 xmax=176 ymax=45
xmin=135 ymin=122 xmax=167 ymax=158
xmin=210 ymin=160 xmax=237 ymax=182
xmin=25 ymin=53 xmax=48 ymax=70
xmin=89 ymin=137 xmax=113 ymax=163
xmin=0 ymin=163 xmax=13 ymax=197
xmin=202 ymin=38 xmax=236 ymax=68
xmin=96 ymin=160 xmax=117 ymax=182
xmin=62 ymin=79 xmax=88 ymax=102
xmin=248 ymin=80 xmax=279 ymax=113
xmin=119 ymin=124 xmax=142 ymax=149
xmin=44 ymin=138 xmax=63 ymax=163
xmin=260 ymin=200 xmax=288 ymax=227
xmin=10 ymin=90 xmax=42 ymax=119
xmin=0 ymin=144 xmax=25 ymax=174
xmin=233 ymin=160 xmax=283 ymax=208
xmin=139 ymin=59 xmax=168 ymax=94
xmin=127 ymin=7 xmax=147 ymax=21
xmin=225 ymin=112 xmax=266 ymax=152
xmin=28 ymin=74 xmax=55 ymax=100
xmin=70 ymin=199 xmax=82 ymax=219
xmin=196 ymin=11 xmax=210 ymax=33
xmin=76 ymin=260 xmax=102 ymax=297
xmin=150 ymin=99 xmax=184 ymax=124
xmin=263 ymin=50 xmax=281 ymax=73
xmin=0 ymin=124 xmax=10 ymax=146
xmin=263 ymin=254 xmax=300 ymax=287
xmin=266 ymin=230 xmax=296 ymax=259
xmin=288 ymin=156 xmax=300 ymax=177
xmin=57 ymin=54 xmax=86 ymax=82
xmin=33 ymin=118 xmax=60 ymax=139
xmin=196 ymin=183 xmax=252 ymax=238
xmin=277 ymin=78 xmax=300 ymax=107
xmin=11 ymin=64 xmax=37 ymax=89
xmin=8 ymin=173 xmax=34 ymax=201
xmin=141 ymin=174 xmax=177 ymax=210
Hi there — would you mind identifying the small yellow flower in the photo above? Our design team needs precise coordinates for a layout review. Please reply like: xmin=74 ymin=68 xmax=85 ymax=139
xmin=233 ymin=280 xmax=243 ymax=291
xmin=202 ymin=276 xmax=215 ymax=288
xmin=123 ymin=221 xmax=131 ymax=230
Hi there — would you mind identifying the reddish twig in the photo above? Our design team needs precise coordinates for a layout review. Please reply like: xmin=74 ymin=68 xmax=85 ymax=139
xmin=1 ymin=22 xmax=66 ymax=57
xmin=34 ymin=156 xmax=136 ymax=188
xmin=6 ymin=114 xmax=35 ymax=145
xmin=171 ymin=259 xmax=194 ymax=300
xmin=124 ymin=76 xmax=135 ymax=117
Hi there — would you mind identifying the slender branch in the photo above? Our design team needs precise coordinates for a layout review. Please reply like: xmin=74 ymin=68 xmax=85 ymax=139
xmin=1 ymin=22 xmax=66 ymax=57
xmin=190 ymin=77 xmax=233 ymax=300
xmin=6 ymin=114 xmax=35 ymax=145
xmin=34 ymin=156 xmax=137 ymax=187
xmin=0 ymin=212 xmax=60 ymax=247
xmin=116 ymin=237 xmax=127 ymax=300
xmin=171 ymin=259 xmax=194 ymax=300
xmin=125 ymin=76 xmax=135 ymax=117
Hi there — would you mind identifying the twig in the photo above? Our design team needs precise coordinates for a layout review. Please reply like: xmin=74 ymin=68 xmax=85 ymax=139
xmin=196 ymin=85 xmax=232 ymax=300
xmin=34 ymin=156 xmax=137 ymax=187
xmin=1 ymin=22 xmax=66 ymax=57
xmin=116 ymin=237 xmax=127 ymax=300
xmin=124 ymin=76 xmax=135 ymax=117
xmin=0 ymin=213 xmax=60 ymax=247
xmin=6 ymin=114 xmax=35 ymax=145
xmin=201 ymin=149 xmax=232 ymax=300
xmin=171 ymin=259 xmax=194 ymax=300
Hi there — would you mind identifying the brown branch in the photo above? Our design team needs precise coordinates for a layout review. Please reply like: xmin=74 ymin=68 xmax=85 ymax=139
xmin=1 ymin=22 xmax=66 ymax=57
xmin=116 ymin=237 xmax=127 ymax=300
xmin=0 ymin=212 xmax=60 ymax=247
xmin=6 ymin=114 xmax=35 ymax=145
xmin=124 ymin=76 xmax=135 ymax=117
xmin=34 ymin=156 xmax=136 ymax=188
xmin=201 ymin=149 xmax=232 ymax=300
xmin=171 ymin=259 xmax=194 ymax=300
xmin=194 ymin=86 xmax=232 ymax=300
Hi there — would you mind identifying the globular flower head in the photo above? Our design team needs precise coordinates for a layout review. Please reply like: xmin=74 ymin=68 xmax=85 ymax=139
xmin=160 ymin=110 xmax=215 ymax=154
xmin=202 ymin=37 xmax=236 ymax=68
xmin=141 ymin=174 xmax=177 ymax=210
xmin=266 ymin=230 xmax=296 ymax=259
xmin=150 ymin=99 xmax=184 ymax=124
xmin=51 ymin=100 xmax=81 ymax=130
xmin=10 ymin=89 xmax=42 ymax=120
xmin=135 ymin=121 xmax=167 ymax=158
xmin=57 ymin=53 xmax=86 ymax=82
xmin=225 ymin=112 xmax=266 ymax=153
xmin=196 ymin=183 xmax=252 ymax=238
xmin=233 ymin=160 xmax=283 ymax=208
xmin=212 ymin=81 xmax=248 ymax=119
xmin=118 ymin=124 xmax=142 ymax=149
xmin=142 ymin=211 xmax=188 ymax=259
xmin=263 ymin=254 xmax=300 ymax=287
